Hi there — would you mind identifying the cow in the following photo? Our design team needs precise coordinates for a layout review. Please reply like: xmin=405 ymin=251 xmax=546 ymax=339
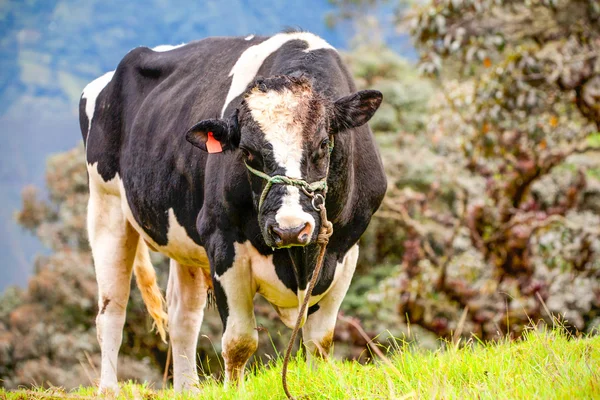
xmin=79 ymin=31 xmax=386 ymax=393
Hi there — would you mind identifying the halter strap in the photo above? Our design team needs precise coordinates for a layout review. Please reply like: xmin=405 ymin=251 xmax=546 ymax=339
xmin=244 ymin=136 xmax=334 ymax=212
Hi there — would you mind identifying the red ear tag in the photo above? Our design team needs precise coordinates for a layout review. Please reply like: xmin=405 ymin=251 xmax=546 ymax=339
xmin=206 ymin=131 xmax=223 ymax=153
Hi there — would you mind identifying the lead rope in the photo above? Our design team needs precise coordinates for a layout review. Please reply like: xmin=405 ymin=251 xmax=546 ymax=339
xmin=281 ymin=204 xmax=333 ymax=400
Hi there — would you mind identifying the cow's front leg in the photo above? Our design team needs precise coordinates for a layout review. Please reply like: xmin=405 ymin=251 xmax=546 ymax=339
xmin=212 ymin=241 xmax=258 ymax=385
xmin=167 ymin=259 xmax=209 ymax=392
xmin=302 ymin=244 xmax=359 ymax=362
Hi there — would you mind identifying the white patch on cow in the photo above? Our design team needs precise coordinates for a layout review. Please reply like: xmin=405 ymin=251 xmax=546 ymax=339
xmin=152 ymin=43 xmax=186 ymax=52
xmin=245 ymin=243 xmax=297 ymax=308
xmin=243 ymin=241 xmax=345 ymax=328
xmin=124 ymin=203 xmax=209 ymax=268
xmin=221 ymin=31 xmax=335 ymax=117
xmin=82 ymin=71 xmax=115 ymax=137
xmin=163 ymin=208 xmax=210 ymax=266
xmin=276 ymin=186 xmax=316 ymax=235
xmin=244 ymin=34 xmax=255 ymax=41
xmin=167 ymin=260 xmax=208 ymax=392
xmin=245 ymin=87 xmax=306 ymax=178
xmin=87 ymin=162 xmax=121 ymax=195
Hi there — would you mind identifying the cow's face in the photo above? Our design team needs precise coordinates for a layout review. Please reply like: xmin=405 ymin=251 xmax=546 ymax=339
xmin=186 ymin=75 xmax=382 ymax=248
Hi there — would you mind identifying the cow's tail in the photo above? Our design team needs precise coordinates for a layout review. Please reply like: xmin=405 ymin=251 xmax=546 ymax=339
xmin=133 ymin=238 xmax=168 ymax=343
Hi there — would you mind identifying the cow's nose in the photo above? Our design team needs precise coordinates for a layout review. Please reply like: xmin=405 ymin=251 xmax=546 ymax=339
xmin=269 ymin=222 xmax=311 ymax=247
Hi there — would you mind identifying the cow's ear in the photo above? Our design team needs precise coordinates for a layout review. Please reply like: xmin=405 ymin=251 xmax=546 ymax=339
xmin=186 ymin=110 xmax=240 ymax=153
xmin=330 ymin=90 xmax=383 ymax=133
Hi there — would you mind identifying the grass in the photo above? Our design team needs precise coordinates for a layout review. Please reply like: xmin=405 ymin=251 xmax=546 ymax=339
xmin=2 ymin=327 xmax=599 ymax=399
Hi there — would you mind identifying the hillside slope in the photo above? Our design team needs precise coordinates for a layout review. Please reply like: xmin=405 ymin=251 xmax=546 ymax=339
xmin=1 ymin=329 xmax=598 ymax=399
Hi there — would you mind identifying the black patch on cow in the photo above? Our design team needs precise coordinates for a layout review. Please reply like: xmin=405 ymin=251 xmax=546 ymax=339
xmin=307 ymin=303 xmax=320 ymax=316
xmin=79 ymin=95 xmax=89 ymax=145
xmin=202 ymin=233 xmax=237 ymax=329
xmin=213 ymin=277 xmax=229 ymax=328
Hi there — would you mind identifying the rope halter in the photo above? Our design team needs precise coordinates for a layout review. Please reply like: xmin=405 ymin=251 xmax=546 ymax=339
xmin=244 ymin=137 xmax=334 ymax=213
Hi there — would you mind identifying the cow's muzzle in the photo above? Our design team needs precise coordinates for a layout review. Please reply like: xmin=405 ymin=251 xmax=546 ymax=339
xmin=267 ymin=221 xmax=311 ymax=247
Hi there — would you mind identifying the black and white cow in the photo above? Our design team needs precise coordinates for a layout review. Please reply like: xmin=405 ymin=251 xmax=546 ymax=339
xmin=80 ymin=31 xmax=386 ymax=392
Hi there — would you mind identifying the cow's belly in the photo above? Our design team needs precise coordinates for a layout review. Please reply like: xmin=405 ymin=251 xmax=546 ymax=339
xmin=119 ymin=189 xmax=209 ymax=268
xmin=124 ymin=204 xmax=209 ymax=268
xmin=244 ymin=242 xmax=344 ymax=310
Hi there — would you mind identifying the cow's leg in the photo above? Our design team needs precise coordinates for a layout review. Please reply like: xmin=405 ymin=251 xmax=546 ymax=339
xmin=302 ymin=244 xmax=359 ymax=362
xmin=88 ymin=185 xmax=138 ymax=393
xmin=167 ymin=260 xmax=209 ymax=391
xmin=212 ymin=242 xmax=258 ymax=386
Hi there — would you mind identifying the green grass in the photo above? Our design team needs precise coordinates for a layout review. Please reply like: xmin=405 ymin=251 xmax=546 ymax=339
xmin=2 ymin=328 xmax=599 ymax=399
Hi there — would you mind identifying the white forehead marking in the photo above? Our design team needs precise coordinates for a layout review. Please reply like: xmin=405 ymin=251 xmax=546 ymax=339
xmin=82 ymin=70 xmax=115 ymax=136
xmin=221 ymin=32 xmax=335 ymax=117
xmin=244 ymin=34 xmax=255 ymax=41
xmin=245 ymin=86 xmax=311 ymax=178
xmin=152 ymin=43 xmax=186 ymax=52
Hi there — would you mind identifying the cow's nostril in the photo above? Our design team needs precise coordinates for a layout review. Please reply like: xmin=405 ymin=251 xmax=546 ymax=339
xmin=269 ymin=225 xmax=283 ymax=245
xmin=296 ymin=223 xmax=310 ymax=244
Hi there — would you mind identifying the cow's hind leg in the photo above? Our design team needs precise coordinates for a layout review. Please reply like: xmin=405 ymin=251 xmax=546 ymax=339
xmin=167 ymin=260 xmax=209 ymax=391
xmin=302 ymin=244 xmax=359 ymax=362
xmin=88 ymin=185 xmax=138 ymax=393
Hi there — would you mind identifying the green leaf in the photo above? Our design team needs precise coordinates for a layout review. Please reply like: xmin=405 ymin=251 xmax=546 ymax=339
xmin=586 ymin=132 xmax=600 ymax=147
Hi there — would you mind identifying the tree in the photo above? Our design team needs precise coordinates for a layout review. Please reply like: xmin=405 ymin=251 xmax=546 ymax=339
xmin=331 ymin=0 xmax=600 ymax=339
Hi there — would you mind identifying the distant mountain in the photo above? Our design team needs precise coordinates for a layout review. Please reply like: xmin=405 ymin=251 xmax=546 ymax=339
xmin=0 ymin=0 xmax=411 ymax=290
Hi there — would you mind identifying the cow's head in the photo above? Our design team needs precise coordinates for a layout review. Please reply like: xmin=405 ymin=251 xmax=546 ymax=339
xmin=186 ymin=75 xmax=382 ymax=248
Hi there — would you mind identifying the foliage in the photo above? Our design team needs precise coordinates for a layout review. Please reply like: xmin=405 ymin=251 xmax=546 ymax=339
xmin=330 ymin=0 xmax=600 ymax=341
xmin=410 ymin=0 xmax=600 ymax=130
xmin=2 ymin=328 xmax=599 ymax=399
xmin=339 ymin=40 xmax=442 ymax=349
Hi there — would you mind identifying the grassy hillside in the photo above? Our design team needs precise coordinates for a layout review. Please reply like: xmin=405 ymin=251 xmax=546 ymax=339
xmin=2 ymin=328 xmax=598 ymax=399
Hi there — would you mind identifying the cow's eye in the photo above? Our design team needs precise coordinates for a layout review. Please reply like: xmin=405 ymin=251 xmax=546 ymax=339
xmin=320 ymin=138 xmax=330 ymax=151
